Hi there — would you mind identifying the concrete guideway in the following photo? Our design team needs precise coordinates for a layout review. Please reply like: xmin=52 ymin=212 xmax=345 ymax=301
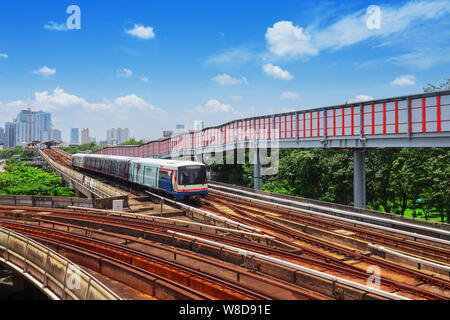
xmin=208 ymin=183 xmax=450 ymax=240
xmin=38 ymin=149 xmax=128 ymax=209
xmin=0 ymin=226 xmax=120 ymax=300
xmin=3 ymin=148 xmax=446 ymax=300
xmin=1 ymin=201 xmax=449 ymax=299
xmin=167 ymin=230 xmax=411 ymax=300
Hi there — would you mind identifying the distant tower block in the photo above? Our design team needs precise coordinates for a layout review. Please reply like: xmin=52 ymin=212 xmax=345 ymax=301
xmin=194 ymin=120 xmax=204 ymax=131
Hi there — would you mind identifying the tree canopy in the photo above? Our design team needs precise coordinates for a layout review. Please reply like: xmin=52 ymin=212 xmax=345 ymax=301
xmin=64 ymin=142 xmax=103 ymax=154
xmin=0 ymin=159 xmax=74 ymax=197
xmin=120 ymin=139 xmax=144 ymax=146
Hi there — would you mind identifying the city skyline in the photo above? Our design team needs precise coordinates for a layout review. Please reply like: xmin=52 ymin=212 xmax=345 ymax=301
xmin=0 ymin=1 xmax=449 ymax=142
xmin=1 ymin=108 xmax=59 ymax=148
xmin=1 ymin=108 xmax=209 ymax=147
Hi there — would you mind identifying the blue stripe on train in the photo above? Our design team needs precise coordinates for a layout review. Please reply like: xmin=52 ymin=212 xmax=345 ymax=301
xmin=158 ymin=181 xmax=208 ymax=200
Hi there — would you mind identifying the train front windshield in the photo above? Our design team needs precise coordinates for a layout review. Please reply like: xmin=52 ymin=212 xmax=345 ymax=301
xmin=178 ymin=166 xmax=207 ymax=186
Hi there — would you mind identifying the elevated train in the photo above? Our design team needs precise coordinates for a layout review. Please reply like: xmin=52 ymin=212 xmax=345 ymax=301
xmin=72 ymin=154 xmax=208 ymax=201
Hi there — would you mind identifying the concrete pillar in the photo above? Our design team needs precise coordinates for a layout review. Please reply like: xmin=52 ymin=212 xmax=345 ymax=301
xmin=353 ymin=149 xmax=366 ymax=209
xmin=253 ymin=149 xmax=262 ymax=191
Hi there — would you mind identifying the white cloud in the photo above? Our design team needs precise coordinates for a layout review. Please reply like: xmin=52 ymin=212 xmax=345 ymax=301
xmin=388 ymin=48 xmax=450 ymax=69
xmin=211 ymin=74 xmax=248 ymax=86
xmin=17 ymin=87 xmax=163 ymax=114
xmin=205 ymin=48 xmax=255 ymax=65
xmin=0 ymin=53 xmax=8 ymax=59
xmin=108 ymin=94 xmax=158 ymax=112
xmin=196 ymin=99 xmax=235 ymax=114
xmin=32 ymin=66 xmax=56 ymax=77
xmin=44 ymin=21 xmax=68 ymax=31
xmin=0 ymin=88 xmax=165 ymax=141
xmin=347 ymin=94 xmax=374 ymax=103
xmin=390 ymin=74 xmax=416 ymax=86
xmin=139 ymin=76 xmax=149 ymax=83
xmin=125 ymin=24 xmax=155 ymax=39
xmin=34 ymin=88 xmax=85 ymax=109
xmin=280 ymin=91 xmax=299 ymax=100
xmin=265 ymin=21 xmax=318 ymax=57
xmin=116 ymin=68 xmax=133 ymax=78
xmin=262 ymin=64 xmax=293 ymax=80
xmin=265 ymin=1 xmax=450 ymax=59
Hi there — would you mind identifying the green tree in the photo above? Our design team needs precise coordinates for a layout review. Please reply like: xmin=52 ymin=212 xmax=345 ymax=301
xmin=0 ymin=146 xmax=36 ymax=160
xmin=423 ymin=79 xmax=450 ymax=92
xmin=64 ymin=142 xmax=103 ymax=154
xmin=0 ymin=159 xmax=74 ymax=197
xmin=120 ymin=139 xmax=144 ymax=146
xmin=422 ymin=149 xmax=450 ymax=222
xmin=366 ymin=149 xmax=400 ymax=213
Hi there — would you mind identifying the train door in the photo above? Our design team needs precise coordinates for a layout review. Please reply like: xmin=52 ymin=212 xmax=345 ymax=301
xmin=143 ymin=166 xmax=157 ymax=188
xmin=158 ymin=169 xmax=173 ymax=193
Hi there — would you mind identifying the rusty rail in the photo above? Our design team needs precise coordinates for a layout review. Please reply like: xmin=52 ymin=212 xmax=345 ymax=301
xmin=2 ymin=206 xmax=447 ymax=300
xmin=2 ymin=221 xmax=270 ymax=300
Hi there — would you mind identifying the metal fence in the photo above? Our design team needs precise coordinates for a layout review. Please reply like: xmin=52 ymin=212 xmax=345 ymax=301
xmin=96 ymin=90 xmax=450 ymax=158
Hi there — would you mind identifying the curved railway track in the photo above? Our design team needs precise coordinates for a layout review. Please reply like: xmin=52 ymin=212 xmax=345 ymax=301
xmin=0 ymin=220 xmax=273 ymax=300
xmin=1 ymin=205 xmax=448 ymax=300
xmin=198 ymin=198 xmax=450 ymax=300
xmin=31 ymin=148 xmax=450 ymax=300
xmin=207 ymin=193 xmax=450 ymax=263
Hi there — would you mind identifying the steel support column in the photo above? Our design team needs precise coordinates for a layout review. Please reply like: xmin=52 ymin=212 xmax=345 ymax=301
xmin=353 ymin=149 xmax=366 ymax=208
xmin=253 ymin=149 xmax=262 ymax=191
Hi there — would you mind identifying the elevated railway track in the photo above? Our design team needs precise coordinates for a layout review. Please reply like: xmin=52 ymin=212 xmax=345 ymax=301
xmin=1 ymin=203 xmax=449 ymax=300
xmin=206 ymin=191 xmax=450 ymax=264
xmin=2 ymin=147 xmax=447 ymax=300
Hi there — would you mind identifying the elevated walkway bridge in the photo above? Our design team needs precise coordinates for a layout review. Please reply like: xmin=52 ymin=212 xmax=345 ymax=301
xmin=94 ymin=90 xmax=450 ymax=208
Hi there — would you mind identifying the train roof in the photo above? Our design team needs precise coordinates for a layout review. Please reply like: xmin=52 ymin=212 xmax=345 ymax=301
xmin=73 ymin=154 xmax=133 ymax=161
xmin=73 ymin=153 xmax=204 ymax=168
xmin=130 ymin=158 xmax=204 ymax=168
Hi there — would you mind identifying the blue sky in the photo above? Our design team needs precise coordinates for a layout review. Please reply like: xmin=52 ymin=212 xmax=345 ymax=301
xmin=0 ymin=0 xmax=449 ymax=142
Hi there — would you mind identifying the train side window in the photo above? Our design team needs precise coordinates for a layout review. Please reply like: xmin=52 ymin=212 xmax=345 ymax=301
xmin=143 ymin=166 xmax=157 ymax=186
xmin=159 ymin=170 xmax=171 ymax=180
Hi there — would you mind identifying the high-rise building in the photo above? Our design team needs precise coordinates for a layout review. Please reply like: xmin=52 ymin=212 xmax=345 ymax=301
xmin=118 ymin=128 xmax=129 ymax=144
xmin=174 ymin=124 xmax=186 ymax=136
xmin=0 ymin=127 xmax=4 ymax=145
xmin=52 ymin=129 xmax=62 ymax=142
xmin=5 ymin=122 xmax=16 ymax=148
xmin=194 ymin=120 xmax=204 ymax=131
xmin=106 ymin=128 xmax=116 ymax=145
xmin=81 ymin=128 xmax=90 ymax=144
xmin=14 ymin=109 xmax=52 ymax=145
xmin=107 ymin=128 xmax=130 ymax=145
xmin=163 ymin=131 xmax=173 ymax=138
xmin=70 ymin=128 xmax=80 ymax=144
